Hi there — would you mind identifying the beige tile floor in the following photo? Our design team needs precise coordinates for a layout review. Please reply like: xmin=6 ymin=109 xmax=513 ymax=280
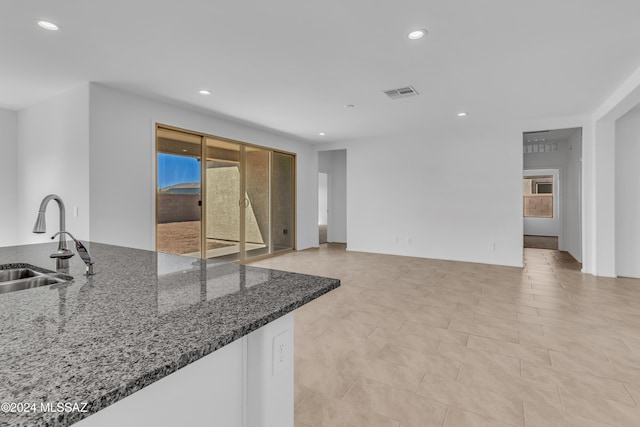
xmin=249 ymin=244 xmax=640 ymax=427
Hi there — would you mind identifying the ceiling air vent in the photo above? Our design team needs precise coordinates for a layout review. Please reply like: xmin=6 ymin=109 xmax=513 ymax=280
xmin=384 ymin=86 xmax=419 ymax=100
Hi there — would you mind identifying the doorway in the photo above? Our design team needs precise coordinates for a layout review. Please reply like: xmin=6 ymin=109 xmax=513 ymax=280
xmin=318 ymin=172 xmax=328 ymax=244
xmin=155 ymin=125 xmax=295 ymax=262
xmin=318 ymin=150 xmax=347 ymax=245
xmin=522 ymin=128 xmax=582 ymax=261
xmin=523 ymin=170 xmax=559 ymax=249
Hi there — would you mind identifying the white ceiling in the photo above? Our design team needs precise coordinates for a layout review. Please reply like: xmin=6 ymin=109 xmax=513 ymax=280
xmin=2 ymin=1 xmax=640 ymax=143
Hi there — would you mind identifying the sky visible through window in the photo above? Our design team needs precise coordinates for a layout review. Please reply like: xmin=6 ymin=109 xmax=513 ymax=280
xmin=158 ymin=153 xmax=200 ymax=189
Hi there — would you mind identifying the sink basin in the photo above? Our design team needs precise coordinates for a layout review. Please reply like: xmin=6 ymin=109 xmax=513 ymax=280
xmin=0 ymin=264 xmax=72 ymax=294
xmin=0 ymin=268 xmax=39 ymax=282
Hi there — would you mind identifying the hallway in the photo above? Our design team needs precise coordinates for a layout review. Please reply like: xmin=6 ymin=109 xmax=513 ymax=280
xmin=523 ymin=235 xmax=559 ymax=250
xmin=250 ymin=245 xmax=640 ymax=426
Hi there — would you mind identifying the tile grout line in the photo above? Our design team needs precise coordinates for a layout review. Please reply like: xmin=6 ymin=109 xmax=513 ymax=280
xmin=622 ymin=382 xmax=638 ymax=407
xmin=440 ymin=405 xmax=450 ymax=427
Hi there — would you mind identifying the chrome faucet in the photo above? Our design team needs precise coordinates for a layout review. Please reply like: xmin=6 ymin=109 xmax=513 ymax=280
xmin=51 ymin=231 xmax=95 ymax=276
xmin=33 ymin=194 xmax=75 ymax=266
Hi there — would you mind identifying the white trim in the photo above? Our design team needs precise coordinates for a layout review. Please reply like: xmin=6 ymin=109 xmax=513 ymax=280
xmin=594 ymin=65 xmax=640 ymax=122
xmin=150 ymin=119 xmax=157 ymax=250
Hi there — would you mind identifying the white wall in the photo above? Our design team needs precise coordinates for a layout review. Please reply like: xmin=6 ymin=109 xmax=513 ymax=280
xmin=17 ymin=84 xmax=91 ymax=245
xmin=89 ymin=84 xmax=317 ymax=251
xmin=589 ymin=65 xmax=640 ymax=277
xmin=319 ymin=125 xmax=523 ymax=267
xmin=0 ymin=108 xmax=18 ymax=247
xmin=318 ymin=150 xmax=347 ymax=243
xmin=564 ymin=130 xmax=582 ymax=262
xmin=615 ymin=107 xmax=640 ymax=277
xmin=523 ymin=169 xmax=560 ymax=238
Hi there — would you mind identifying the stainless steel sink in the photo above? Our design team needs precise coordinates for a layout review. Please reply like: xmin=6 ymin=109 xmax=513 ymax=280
xmin=0 ymin=268 xmax=39 ymax=282
xmin=0 ymin=264 xmax=72 ymax=294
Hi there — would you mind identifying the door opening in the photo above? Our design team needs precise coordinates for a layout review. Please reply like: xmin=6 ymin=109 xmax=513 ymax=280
xmin=318 ymin=150 xmax=347 ymax=245
xmin=318 ymin=172 xmax=328 ymax=244
xmin=522 ymin=128 xmax=582 ymax=262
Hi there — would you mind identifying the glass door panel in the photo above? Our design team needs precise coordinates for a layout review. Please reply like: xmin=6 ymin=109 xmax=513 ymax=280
xmin=156 ymin=130 xmax=202 ymax=257
xmin=204 ymin=138 xmax=242 ymax=261
xmin=272 ymin=152 xmax=295 ymax=252
xmin=243 ymin=146 xmax=271 ymax=259
xmin=157 ymin=124 xmax=296 ymax=263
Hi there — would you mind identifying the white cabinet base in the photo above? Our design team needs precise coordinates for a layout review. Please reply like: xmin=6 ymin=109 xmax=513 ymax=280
xmin=76 ymin=313 xmax=294 ymax=427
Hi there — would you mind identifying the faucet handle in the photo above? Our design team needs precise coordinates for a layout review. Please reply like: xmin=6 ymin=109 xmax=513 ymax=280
xmin=75 ymin=240 xmax=96 ymax=275
xmin=51 ymin=231 xmax=95 ymax=275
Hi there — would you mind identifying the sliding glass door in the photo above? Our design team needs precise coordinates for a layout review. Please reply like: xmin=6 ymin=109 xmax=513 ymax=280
xmin=156 ymin=128 xmax=202 ymax=257
xmin=272 ymin=152 xmax=295 ymax=253
xmin=204 ymin=138 xmax=241 ymax=261
xmin=244 ymin=146 xmax=271 ymax=260
xmin=156 ymin=125 xmax=295 ymax=262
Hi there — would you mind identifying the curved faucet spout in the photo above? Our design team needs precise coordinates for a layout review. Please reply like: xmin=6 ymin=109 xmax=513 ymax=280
xmin=33 ymin=194 xmax=65 ymax=234
xmin=33 ymin=194 xmax=74 ymax=260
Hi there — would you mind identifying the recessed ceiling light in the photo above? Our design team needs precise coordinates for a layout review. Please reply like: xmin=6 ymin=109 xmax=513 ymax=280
xmin=318 ymin=132 xmax=326 ymax=136
xmin=457 ymin=112 xmax=468 ymax=117
xmin=407 ymin=29 xmax=427 ymax=40
xmin=198 ymin=90 xmax=211 ymax=95
xmin=37 ymin=20 xmax=60 ymax=31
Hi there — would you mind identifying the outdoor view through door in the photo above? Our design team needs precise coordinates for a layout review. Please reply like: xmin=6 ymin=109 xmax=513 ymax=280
xmin=156 ymin=126 xmax=295 ymax=261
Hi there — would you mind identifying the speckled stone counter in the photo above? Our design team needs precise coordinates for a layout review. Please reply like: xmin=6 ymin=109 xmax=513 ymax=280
xmin=0 ymin=242 xmax=339 ymax=427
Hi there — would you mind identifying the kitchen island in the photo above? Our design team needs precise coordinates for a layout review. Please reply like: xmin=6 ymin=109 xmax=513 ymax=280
xmin=0 ymin=242 xmax=339 ymax=427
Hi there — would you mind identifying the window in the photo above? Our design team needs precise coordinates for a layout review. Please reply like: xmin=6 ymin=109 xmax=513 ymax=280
xmin=523 ymin=176 xmax=553 ymax=218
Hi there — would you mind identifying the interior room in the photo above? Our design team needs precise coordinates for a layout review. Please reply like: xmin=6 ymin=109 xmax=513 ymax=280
xmin=3 ymin=1 xmax=640 ymax=426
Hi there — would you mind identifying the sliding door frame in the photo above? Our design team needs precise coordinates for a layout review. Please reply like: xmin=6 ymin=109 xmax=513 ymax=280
xmin=155 ymin=123 xmax=296 ymax=262
xmin=200 ymin=133 xmax=207 ymax=261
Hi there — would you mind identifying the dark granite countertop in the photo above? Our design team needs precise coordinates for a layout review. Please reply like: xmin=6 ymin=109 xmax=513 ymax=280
xmin=0 ymin=242 xmax=339 ymax=427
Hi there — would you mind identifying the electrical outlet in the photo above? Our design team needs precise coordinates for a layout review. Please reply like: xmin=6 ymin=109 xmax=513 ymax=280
xmin=283 ymin=229 xmax=288 ymax=235
xmin=272 ymin=330 xmax=290 ymax=376
xmin=489 ymin=242 xmax=496 ymax=251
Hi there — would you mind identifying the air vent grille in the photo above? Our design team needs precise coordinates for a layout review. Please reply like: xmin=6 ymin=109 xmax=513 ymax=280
xmin=384 ymin=86 xmax=419 ymax=100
